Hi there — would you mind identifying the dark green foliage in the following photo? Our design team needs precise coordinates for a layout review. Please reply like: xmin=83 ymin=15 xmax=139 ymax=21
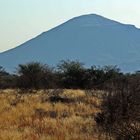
xmin=0 ymin=60 xmax=139 ymax=91
xmin=17 ymin=62 xmax=54 ymax=89
xmin=83 ymin=65 xmax=122 ymax=89
xmin=57 ymin=60 xmax=86 ymax=89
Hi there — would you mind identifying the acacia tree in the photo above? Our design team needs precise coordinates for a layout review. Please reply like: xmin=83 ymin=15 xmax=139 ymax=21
xmin=57 ymin=60 xmax=86 ymax=89
xmin=17 ymin=62 xmax=50 ymax=89
xmin=83 ymin=65 xmax=121 ymax=89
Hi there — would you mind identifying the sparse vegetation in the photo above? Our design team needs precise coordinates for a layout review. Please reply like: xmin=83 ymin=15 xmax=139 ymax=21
xmin=0 ymin=61 xmax=140 ymax=139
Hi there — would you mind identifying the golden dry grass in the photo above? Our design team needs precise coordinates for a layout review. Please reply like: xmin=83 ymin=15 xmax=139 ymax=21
xmin=0 ymin=89 xmax=102 ymax=140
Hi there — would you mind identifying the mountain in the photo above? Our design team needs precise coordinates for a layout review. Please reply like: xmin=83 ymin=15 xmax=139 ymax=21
xmin=0 ymin=14 xmax=140 ymax=73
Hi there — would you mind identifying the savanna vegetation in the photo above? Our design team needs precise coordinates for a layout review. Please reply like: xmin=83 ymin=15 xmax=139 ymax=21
xmin=0 ymin=60 xmax=140 ymax=140
xmin=0 ymin=60 xmax=122 ymax=90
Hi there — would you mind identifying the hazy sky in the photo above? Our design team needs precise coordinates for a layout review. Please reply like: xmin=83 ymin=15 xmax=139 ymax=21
xmin=0 ymin=0 xmax=140 ymax=52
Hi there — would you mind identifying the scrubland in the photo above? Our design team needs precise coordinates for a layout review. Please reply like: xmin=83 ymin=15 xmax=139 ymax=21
xmin=0 ymin=62 xmax=140 ymax=139
xmin=0 ymin=89 xmax=103 ymax=140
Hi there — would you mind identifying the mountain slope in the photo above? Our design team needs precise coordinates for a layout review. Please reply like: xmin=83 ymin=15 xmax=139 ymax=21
xmin=0 ymin=14 xmax=140 ymax=72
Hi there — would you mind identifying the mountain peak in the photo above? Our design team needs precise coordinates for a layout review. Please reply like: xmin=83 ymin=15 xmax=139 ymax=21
xmin=67 ymin=14 xmax=120 ymax=27
xmin=1 ymin=14 xmax=140 ymax=72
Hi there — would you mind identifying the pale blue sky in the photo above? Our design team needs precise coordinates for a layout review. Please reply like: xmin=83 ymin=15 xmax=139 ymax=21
xmin=0 ymin=0 xmax=140 ymax=52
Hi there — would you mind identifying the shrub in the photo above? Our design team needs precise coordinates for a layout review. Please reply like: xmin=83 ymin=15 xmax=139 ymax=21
xmin=95 ymin=76 xmax=140 ymax=139
xmin=17 ymin=62 xmax=54 ymax=89
xmin=57 ymin=60 xmax=86 ymax=89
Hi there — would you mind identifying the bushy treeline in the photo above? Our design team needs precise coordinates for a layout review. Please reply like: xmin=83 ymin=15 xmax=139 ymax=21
xmin=0 ymin=60 xmax=125 ymax=89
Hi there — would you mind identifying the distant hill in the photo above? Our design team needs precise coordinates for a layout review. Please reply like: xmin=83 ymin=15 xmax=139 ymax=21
xmin=0 ymin=14 xmax=140 ymax=72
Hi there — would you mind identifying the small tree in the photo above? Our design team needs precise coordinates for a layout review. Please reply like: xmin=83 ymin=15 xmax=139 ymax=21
xmin=17 ymin=62 xmax=48 ymax=89
xmin=83 ymin=65 xmax=121 ymax=89
xmin=57 ymin=60 xmax=86 ymax=89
